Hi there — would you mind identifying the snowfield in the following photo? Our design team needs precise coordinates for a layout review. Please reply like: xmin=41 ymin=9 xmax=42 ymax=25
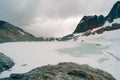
xmin=0 ymin=29 xmax=120 ymax=80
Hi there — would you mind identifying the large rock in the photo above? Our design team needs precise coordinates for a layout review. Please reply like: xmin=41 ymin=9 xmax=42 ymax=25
xmin=0 ymin=53 xmax=14 ymax=73
xmin=1 ymin=62 xmax=115 ymax=80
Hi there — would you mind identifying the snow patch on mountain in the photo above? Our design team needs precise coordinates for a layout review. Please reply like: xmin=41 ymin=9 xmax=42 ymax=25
xmin=18 ymin=31 xmax=25 ymax=35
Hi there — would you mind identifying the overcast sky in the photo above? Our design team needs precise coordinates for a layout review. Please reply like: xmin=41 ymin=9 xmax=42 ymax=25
xmin=0 ymin=0 xmax=118 ymax=37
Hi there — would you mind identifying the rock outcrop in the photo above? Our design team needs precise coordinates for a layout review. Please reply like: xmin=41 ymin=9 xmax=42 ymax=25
xmin=0 ymin=53 xmax=14 ymax=73
xmin=1 ymin=62 xmax=115 ymax=80
xmin=73 ymin=1 xmax=120 ymax=34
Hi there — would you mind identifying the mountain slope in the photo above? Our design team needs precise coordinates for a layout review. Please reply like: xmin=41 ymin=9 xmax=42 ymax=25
xmin=0 ymin=21 xmax=60 ymax=42
xmin=0 ymin=21 xmax=37 ymax=42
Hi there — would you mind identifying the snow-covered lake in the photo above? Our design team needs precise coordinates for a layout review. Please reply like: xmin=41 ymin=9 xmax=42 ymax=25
xmin=0 ymin=29 xmax=120 ymax=80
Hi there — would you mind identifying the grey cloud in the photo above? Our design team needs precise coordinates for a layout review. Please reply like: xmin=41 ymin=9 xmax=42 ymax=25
xmin=0 ymin=0 xmax=117 ymax=37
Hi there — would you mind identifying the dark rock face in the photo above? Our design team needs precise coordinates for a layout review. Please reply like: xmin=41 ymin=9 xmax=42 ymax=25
xmin=0 ymin=53 xmax=14 ymax=73
xmin=73 ymin=1 xmax=120 ymax=34
xmin=106 ymin=1 xmax=120 ymax=22
xmin=1 ymin=62 xmax=116 ymax=80
xmin=73 ymin=15 xmax=105 ymax=33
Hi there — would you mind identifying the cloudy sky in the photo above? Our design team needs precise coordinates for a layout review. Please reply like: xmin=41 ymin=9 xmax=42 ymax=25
xmin=0 ymin=0 xmax=117 ymax=37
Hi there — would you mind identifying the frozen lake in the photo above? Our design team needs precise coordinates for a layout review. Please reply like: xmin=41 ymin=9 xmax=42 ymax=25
xmin=0 ymin=29 xmax=120 ymax=80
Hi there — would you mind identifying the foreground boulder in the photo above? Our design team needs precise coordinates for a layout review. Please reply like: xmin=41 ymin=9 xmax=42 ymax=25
xmin=1 ymin=62 xmax=115 ymax=80
xmin=0 ymin=53 xmax=14 ymax=73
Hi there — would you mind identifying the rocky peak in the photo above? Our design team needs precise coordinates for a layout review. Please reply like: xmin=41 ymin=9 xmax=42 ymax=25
xmin=73 ymin=15 xmax=105 ymax=33
xmin=106 ymin=1 xmax=120 ymax=22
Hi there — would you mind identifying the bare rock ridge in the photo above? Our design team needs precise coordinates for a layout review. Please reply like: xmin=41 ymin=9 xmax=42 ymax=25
xmin=73 ymin=1 xmax=120 ymax=34
xmin=0 ymin=62 xmax=115 ymax=80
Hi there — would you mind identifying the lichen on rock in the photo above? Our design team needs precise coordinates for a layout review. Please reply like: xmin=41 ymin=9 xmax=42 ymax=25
xmin=1 ymin=62 xmax=116 ymax=80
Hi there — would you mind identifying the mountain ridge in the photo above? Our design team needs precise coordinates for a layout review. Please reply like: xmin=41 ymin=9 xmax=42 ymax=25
xmin=73 ymin=1 xmax=120 ymax=34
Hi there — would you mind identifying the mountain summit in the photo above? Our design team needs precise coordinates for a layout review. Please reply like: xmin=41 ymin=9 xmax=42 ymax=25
xmin=73 ymin=1 xmax=120 ymax=34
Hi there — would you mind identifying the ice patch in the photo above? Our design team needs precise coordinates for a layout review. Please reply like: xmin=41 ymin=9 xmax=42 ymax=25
xmin=58 ymin=43 xmax=107 ymax=57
